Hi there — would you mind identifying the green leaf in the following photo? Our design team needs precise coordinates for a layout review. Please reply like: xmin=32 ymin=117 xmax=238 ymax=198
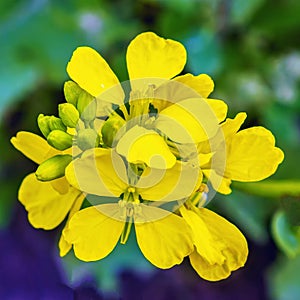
xmin=271 ymin=210 xmax=300 ymax=258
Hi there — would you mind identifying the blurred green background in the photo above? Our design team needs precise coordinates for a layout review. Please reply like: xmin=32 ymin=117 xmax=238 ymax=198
xmin=1 ymin=0 xmax=300 ymax=299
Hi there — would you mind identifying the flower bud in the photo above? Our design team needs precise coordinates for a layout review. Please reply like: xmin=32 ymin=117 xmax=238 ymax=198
xmin=76 ymin=128 xmax=99 ymax=150
xmin=77 ymin=91 xmax=96 ymax=122
xmin=101 ymin=114 xmax=125 ymax=147
xmin=37 ymin=114 xmax=51 ymax=138
xmin=64 ymin=81 xmax=83 ymax=106
xmin=49 ymin=116 xmax=67 ymax=132
xmin=35 ymin=154 xmax=72 ymax=181
xmin=47 ymin=130 xmax=73 ymax=150
xmin=58 ymin=103 xmax=80 ymax=128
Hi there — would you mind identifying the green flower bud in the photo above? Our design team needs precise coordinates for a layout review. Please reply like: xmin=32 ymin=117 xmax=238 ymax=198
xmin=76 ymin=128 xmax=99 ymax=150
xmin=37 ymin=114 xmax=51 ymax=138
xmin=58 ymin=103 xmax=80 ymax=128
xmin=35 ymin=154 xmax=72 ymax=181
xmin=101 ymin=114 xmax=126 ymax=147
xmin=49 ymin=116 xmax=67 ymax=132
xmin=77 ymin=91 xmax=96 ymax=122
xmin=47 ymin=130 xmax=73 ymax=150
xmin=64 ymin=81 xmax=83 ymax=106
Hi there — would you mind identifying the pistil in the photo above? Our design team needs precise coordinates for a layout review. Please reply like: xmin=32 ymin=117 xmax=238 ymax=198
xmin=119 ymin=187 xmax=141 ymax=244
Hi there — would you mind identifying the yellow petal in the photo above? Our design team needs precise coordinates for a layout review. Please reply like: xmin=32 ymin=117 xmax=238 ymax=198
xmin=116 ymin=125 xmax=176 ymax=169
xmin=135 ymin=205 xmax=193 ymax=268
xmin=65 ymin=148 xmax=128 ymax=197
xmin=151 ymin=78 xmax=199 ymax=112
xmin=152 ymin=76 xmax=219 ymax=114
xmin=205 ymin=99 xmax=228 ymax=123
xmin=156 ymin=98 xmax=220 ymax=143
xmin=221 ymin=112 xmax=247 ymax=139
xmin=11 ymin=131 xmax=59 ymax=164
xmin=64 ymin=204 xmax=124 ymax=261
xmin=180 ymin=206 xmax=225 ymax=265
xmin=58 ymin=233 xmax=72 ymax=257
xmin=67 ymin=47 xmax=124 ymax=103
xmin=50 ymin=176 xmax=70 ymax=194
xmin=188 ymin=208 xmax=248 ymax=281
xmin=18 ymin=173 xmax=80 ymax=229
xmin=203 ymin=169 xmax=232 ymax=195
xmin=189 ymin=250 xmax=232 ymax=282
xmin=226 ymin=127 xmax=284 ymax=181
xmin=174 ymin=73 xmax=214 ymax=98
xmin=197 ymin=113 xmax=246 ymax=156
xmin=59 ymin=193 xmax=85 ymax=257
xmin=138 ymin=161 xmax=202 ymax=201
xmin=198 ymin=152 xmax=213 ymax=168
xmin=126 ymin=32 xmax=186 ymax=80
xmin=196 ymin=134 xmax=221 ymax=157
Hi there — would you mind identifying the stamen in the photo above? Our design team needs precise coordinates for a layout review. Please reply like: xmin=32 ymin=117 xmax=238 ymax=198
xmin=197 ymin=192 xmax=208 ymax=208
xmin=118 ymin=194 xmax=141 ymax=244
xmin=189 ymin=184 xmax=209 ymax=207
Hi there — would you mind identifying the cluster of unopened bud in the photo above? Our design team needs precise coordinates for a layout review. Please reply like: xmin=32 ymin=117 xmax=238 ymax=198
xmin=64 ymin=81 xmax=97 ymax=123
xmin=37 ymin=114 xmax=73 ymax=151
xmin=35 ymin=81 xmax=103 ymax=182
xmin=35 ymin=81 xmax=156 ymax=184
xmin=64 ymin=81 xmax=100 ymax=150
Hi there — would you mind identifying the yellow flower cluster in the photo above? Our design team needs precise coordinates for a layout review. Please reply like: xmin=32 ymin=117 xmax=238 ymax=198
xmin=11 ymin=32 xmax=284 ymax=281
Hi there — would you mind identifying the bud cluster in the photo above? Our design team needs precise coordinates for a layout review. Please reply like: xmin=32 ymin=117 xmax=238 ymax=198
xmin=35 ymin=81 xmax=104 ymax=182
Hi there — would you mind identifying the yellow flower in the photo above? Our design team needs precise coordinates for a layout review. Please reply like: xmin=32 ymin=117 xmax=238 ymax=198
xmin=11 ymin=31 xmax=285 ymax=282
xmin=200 ymin=113 xmax=284 ymax=194
xmin=66 ymin=32 xmax=223 ymax=167
xmin=179 ymin=203 xmax=248 ymax=281
xmin=62 ymin=31 xmax=283 ymax=279
xmin=11 ymin=131 xmax=84 ymax=255
xmin=63 ymin=148 xmax=197 ymax=268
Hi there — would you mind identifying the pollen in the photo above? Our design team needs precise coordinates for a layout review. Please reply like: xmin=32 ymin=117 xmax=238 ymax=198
xmin=127 ymin=187 xmax=136 ymax=193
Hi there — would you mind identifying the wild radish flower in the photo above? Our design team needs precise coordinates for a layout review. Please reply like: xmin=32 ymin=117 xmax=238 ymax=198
xmin=11 ymin=32 xmax=284 ymax=281
xmin=11 ymin=131 xmax=85 ymax=255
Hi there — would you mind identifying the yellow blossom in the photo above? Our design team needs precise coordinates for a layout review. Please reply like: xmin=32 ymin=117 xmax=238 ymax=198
xmin=11 ymin=31 xmax=284 ymax=281
xmin=61 ymin=32 xmax=283 ymax=278
xmin=11 ymin=131 xmax=84 ymax=255
xmin=64 ymin=148 xmax=197 ymax=268
xmin=200 ymin=113 xmax=284 ymax=194
xmin=180 ymin=204 xmax=248 ymax=281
